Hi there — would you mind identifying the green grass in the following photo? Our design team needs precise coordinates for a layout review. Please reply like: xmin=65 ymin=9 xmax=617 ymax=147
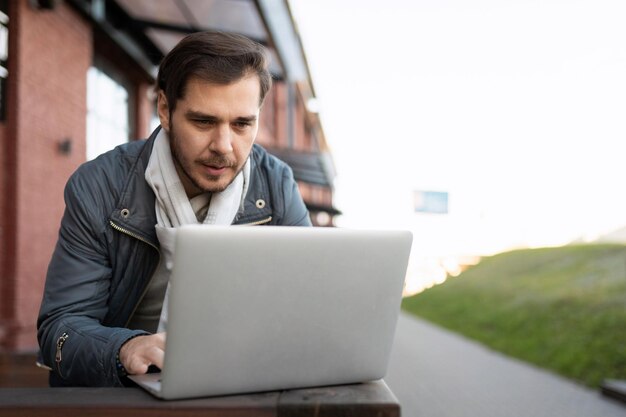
xmin=402 ymin=244 xmax=626 ymax=388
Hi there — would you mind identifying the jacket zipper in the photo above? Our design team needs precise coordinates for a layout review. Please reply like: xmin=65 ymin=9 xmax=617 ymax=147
xmin=55 ymin=332 xmax=69 ymax=377
xmin=109 ymin=221 xmax=160 ymax=252
xmin=109 ymin=221 xmax=161 ymax=327
xmin=237 ymin=216 xmax=272 ymax=226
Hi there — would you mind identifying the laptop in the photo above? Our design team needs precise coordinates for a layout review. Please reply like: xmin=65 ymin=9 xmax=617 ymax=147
xmin=129 ymin=225 xmax=412 ymax=400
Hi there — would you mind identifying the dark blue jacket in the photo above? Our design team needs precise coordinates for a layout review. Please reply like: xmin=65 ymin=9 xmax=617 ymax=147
xmin=37 ymin=127 xmax=311 ymax=387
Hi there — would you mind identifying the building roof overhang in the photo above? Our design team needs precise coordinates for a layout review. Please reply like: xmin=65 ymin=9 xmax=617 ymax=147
xmin=66 ymin=0 xmax=313 ymax=87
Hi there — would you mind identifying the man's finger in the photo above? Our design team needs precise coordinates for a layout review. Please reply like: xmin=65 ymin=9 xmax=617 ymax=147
xmin=146 ymin=345 xmax=165 ymax=370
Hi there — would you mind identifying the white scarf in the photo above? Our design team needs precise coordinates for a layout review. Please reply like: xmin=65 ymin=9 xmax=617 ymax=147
xmin=144 ymin=128 xmax=250 ymax=332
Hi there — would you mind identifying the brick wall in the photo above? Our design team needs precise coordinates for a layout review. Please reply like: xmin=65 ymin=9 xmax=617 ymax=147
xmin=0 ymin=121 xmax=9 ymax=346
xmin=0 ymin=0 xmax=92 ymax=351
xmin=256 ymin=83 xmax=276 ymax=147
xmin=0 ymin=0 xmax=158 ymax=351
xmin=293 ymin=88 xmax=308 ymax=151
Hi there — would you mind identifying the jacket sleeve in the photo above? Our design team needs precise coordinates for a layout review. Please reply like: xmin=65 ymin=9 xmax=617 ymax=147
xmin=279 ymin=165 xmax=313 ymax=226
xmin=37 ymin=171 xmax=147 ymax=387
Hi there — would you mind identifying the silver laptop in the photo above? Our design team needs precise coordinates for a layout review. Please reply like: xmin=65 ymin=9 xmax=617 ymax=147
xmin=130 ymin=225 xmax=412 ymax=400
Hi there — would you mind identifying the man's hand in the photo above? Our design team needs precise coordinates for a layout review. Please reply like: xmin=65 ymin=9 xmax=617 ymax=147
xmin=119 ymin=332 xmax=166 ymax=375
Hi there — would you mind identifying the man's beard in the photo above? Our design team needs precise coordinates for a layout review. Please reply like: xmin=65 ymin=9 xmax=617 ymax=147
xmin=168 ymin=123 xmax=245 ymax=194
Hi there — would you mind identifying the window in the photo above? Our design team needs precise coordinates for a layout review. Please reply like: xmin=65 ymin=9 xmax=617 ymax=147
xmin=86 ymin=66 xmax=130 ymax=160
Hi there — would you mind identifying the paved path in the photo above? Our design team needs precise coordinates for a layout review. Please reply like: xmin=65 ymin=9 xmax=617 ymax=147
xmin=384 ymin=313 xmax=626 ymax=417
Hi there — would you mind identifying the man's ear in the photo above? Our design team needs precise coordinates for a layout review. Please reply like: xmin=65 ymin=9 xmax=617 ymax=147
xmin=157 ymin=91 xmax=171 ymax=132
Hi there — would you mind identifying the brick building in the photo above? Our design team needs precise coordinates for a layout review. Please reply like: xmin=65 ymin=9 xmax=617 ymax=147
xmin=0 ymin=0 xmax=338 ymax=354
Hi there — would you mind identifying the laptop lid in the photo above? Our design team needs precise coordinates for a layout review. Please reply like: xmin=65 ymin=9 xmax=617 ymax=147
xmin=137 ymin=225 xmax=412 ymax=400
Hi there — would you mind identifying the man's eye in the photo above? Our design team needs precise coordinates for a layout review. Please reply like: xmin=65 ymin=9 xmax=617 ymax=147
xmin=194 ymin=119 xmax=214 ymax=126
xmin=233 ymin=121 xmax=251 ymax=129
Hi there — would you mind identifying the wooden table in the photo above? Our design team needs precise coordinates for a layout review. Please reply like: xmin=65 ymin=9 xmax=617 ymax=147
xmin=0 ymin=380 xmax=400 ymax=417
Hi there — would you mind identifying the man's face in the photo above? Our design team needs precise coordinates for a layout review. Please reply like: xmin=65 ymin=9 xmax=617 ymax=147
xmin=158 ymin=74 xmax=261 ymax=198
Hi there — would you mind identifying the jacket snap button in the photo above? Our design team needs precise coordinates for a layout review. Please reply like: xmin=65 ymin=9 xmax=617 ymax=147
xmin=121 ymin=208 xmax=130 ymax=218
xmin=255 ymin=199 xmax=266 ymax=209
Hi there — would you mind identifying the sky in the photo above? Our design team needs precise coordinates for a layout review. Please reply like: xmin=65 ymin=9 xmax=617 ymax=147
xmin=289 ymin=0 xmax=626 ymax=267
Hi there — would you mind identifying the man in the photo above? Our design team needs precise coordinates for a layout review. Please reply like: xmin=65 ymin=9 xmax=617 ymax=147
xmin=37 ymin=31 xmax=311 ymax=387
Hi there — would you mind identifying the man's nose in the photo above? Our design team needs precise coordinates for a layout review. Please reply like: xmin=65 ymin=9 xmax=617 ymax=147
xmin=208 ymin=124 xmax=233 ymax=154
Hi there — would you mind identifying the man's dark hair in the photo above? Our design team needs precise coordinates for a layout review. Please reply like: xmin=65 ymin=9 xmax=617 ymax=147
xmin=157 ymin=31 xmax=272 ymax=111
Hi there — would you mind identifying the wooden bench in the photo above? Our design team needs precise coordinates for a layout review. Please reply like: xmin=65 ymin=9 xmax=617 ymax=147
xmin=0 ymin=380 xmax=400 ymax=417
xmin=0 ymin=352 xmax=401 ymax=416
